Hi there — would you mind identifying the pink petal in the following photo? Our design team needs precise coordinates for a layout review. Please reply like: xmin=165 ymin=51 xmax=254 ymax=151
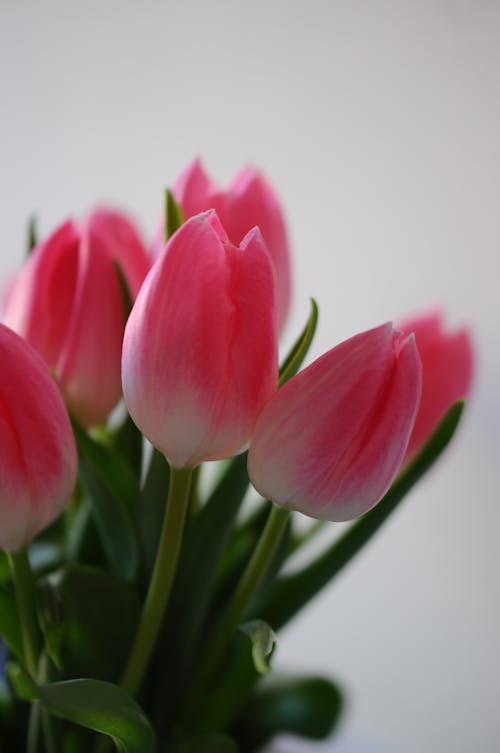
xmin=398 ymin=309 xmax=474 ymax=461
xmin=86 ymin=207 xmax=151 ymax=298
xmin=248 ymin=323 xmax=423 ymax=522
xmin=57 ymin=222 xmax=125 ymax=426
xmin=122 ymin=211 xmax=278 ymax=467
xmin=0 ymin=324 xmax=77 ymax=551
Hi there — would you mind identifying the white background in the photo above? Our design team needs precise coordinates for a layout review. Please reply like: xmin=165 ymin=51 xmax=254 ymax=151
xmin=1 ymin=2 xmax=499 ymax=751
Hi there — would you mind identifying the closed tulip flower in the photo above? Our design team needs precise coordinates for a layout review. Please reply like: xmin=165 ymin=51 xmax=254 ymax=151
xmin=161 ymin=159 xmax=292 ymax=334
xmin=122 ymin=210 xmax=278 ymax=469
xmin=2 ymin=209 xmax=150 ymax=426
xmin=248 ymin=323 xmax=422 ymax=521
xmin=0 ymin=324 xmax=77 ymax=552
xmin=398 ymin=309 xmax=474 ymax=463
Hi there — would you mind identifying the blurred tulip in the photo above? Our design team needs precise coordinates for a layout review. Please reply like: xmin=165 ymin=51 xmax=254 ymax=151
xmin=248 ymin=323 xmax=422 ymax=521
xmin=398 ymin=309 xmax=474 ymax=463
xmin=157 ymin=159 xmax=292 ymax=333
xmin=0 ymin=324 xmax=77 ymax=551
xmin=2 ymin=209 xmax=150 ymax=426
xmin=122 ymin=210 xmax=278 ymax=468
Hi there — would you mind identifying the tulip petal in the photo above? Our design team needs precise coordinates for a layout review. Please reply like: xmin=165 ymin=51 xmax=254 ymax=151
xmin=172 ymin=158 xmax=217 ymax=219
xmin=248 ymin=323 xmax=423 ymax=522
xmin=57 ymin=224 xmax=125 ymax=426
xmin=315 ymin=334 xmax=422 ymax=519
xmin=228 ymin=168 xmax=291 ymax=332
xmin=0 ymin=325 xmax=77 ymax=551
xmin=398 ymin=310 xmax=474 ymax=462
xmin=172 ymin=160 xmax=292 ymax=333
xmin=122 ymin=211 xmax=278 ymax=468
xmin=3 ymin=221 xmax=80 ymax=366
xmin=86 ymin=208 xmax=150 ymax=298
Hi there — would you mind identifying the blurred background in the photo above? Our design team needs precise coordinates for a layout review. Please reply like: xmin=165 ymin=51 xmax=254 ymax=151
xmin=1 ymin=1 xmax=499 ymax=751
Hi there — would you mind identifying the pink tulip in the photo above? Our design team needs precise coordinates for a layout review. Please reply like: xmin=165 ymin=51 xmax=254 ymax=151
xmin=398 ymin=309 xmax=473 ymax=463
xmin=2 ymin=209 xmax=150 ymax=426
xmin=122 ymin=210 xmax=279 ymax=468
xmin=161 ymin=159 xmax=292 ymax=333
xmin=247 ymin=323 xmax=422 ymax=522
xmin=0 ymin=324 xmax=77 ymax=552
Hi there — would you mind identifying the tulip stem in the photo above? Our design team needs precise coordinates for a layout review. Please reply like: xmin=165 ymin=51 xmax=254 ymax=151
xmin=183 ymin=504 xmax=290 ymax=719
xmin=120 ymin=466 xmax=193 ymax=696
xmin=7 ymin=549 xmax=40 ymax=678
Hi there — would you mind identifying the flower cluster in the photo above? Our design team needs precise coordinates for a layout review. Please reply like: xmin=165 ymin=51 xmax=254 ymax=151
xmin=0 ymin=159 xmax=473 ymax=752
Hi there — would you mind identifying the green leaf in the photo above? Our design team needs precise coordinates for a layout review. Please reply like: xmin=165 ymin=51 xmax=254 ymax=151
xmin=165 ymin=189 xmax=184 ymax=241
xmin=37 ymin=679 xmax=156 ymax=753
xmin=113 ymin=261 xmax=134 ymax=320
xmin=234 ymin=675 xmax=343 ymax=753
xmin=278 ymin=298 xmax=318 ymax=386
xmin=213 ymin=505 xmax=292 ymax=619
xmin=189 ymin=626 xmax=259 ymax=733
xmin=6 ymin=662 xmax=38 ymax=701
xmin=112 ymin=413 xmax=143 ymax=484
xmin=167 ymin=732 xmax=238 ymax=753
xmin=0 ymin=586 xmax=24 ymax=661
xmin=0 ymin=551 xmax=10 ymax=585
xmin=239 ymin=621 xmax=276 ymax=675
xmin=152 ymin=453 xmax=250 ymax=732
xmin=37 ymin=567 xmax=141 ymax=681
xmin=26 ymin=214 xmax=38 ymax=255
xmin=72 ymin=421 xmax=139 ymax=581
xmin=138 ymin=448 xmax=170 ymax=582
xmin=258 ymin=401 xmax=465 ymax=630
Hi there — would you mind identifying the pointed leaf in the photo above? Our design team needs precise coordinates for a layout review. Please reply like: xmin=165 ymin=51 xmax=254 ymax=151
xmin=153 ymin=453 xmax=250 ymax=730
xmin=0 ymin=552 xmax=10 ymax=585
xmin=112 ymin=413 xmax=143 ymax=485
xmin=113 ymin=261 xmax=134 ymax=320
xmin=0 ymin=587 xmax=24 ymax=661
xmin=138 ymin=448 xmax=170 ymax=582
xmin=278 ymin=298 xmax=318 ymax=386
xmin=234 ymin=674 xmax=343 ymax=753
xmin=165 ymin=189 xmax=184 ymax=241
xmin=73 ymin=421 xmax=139 ymax=581
xmin=26 ymin=214 xmax=38 ymax=255
xmin=213 ymin=507 xmax=292 ymax=620
xmin=189 ymin=627 xmax=258 ymax=733
xmin=6 ymin=662 xmax=37 ymax=701
xmin=258 ymin=402 xmax=465 ymax=630
xmin=37 ymin=567 xmax=141 ymax=681
xmin=38 ymin=679 xmax=156 ymax=753
xmin=73 ymin=421 xmax=140 ymax=516
xmin=239 ymin=621 xmax=276 ymax=675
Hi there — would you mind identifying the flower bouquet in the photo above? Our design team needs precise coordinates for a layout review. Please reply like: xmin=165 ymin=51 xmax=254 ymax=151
xmin=0 ymin=160 xmax=473 ymax=752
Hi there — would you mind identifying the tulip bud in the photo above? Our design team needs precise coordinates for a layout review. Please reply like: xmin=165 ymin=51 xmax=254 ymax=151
xmin=398 ymin=309 xmax=473 ymax=463
xmin=2 ymin=209 xmax=150 ymax=426
xmin=122 ymin=210 xmax=279 ymax=468
xmin=158 ymin=159 xmax=292 ymax=334
xmin=248 ymin=323 xmax=422 ymax=522
xmin=0 ymin=324 xmax=77 ymax=551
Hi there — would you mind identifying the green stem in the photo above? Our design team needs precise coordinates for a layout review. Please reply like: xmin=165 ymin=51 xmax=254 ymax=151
xmin=27 ymin=700 xmax=41 ymax=753
xmin=183 ymin=504 xmax=290 ymax=719
xmin=7 ymin=549 xmax=40 ymax=677
xmin=120 ymin=466 xmax=193 ymax=695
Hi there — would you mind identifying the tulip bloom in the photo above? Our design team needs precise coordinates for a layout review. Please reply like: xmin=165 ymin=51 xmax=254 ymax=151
xmin=2 ymin=209 xmax=150 ymax=426
xmin=122 ymin=210 xmax=278 ymax=468
xmin=0 ymin=324 xmax=77 ymax=551
xmin=398 ymin=309 xmax=473 ymax=463
xmin=162 ymin=159 xmax=291 ymax=333
xmin=248 ymin=323 xmax=422 ymax=522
